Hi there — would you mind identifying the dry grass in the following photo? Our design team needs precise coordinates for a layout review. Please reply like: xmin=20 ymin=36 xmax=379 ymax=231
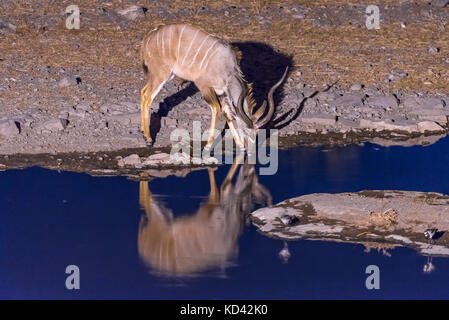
xmin=1 ymin=0 xmax=448 ymax=95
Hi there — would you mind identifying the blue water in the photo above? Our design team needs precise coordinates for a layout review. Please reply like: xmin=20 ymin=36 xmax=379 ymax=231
xmin=1 ymin=138 xmax=449 ymax=299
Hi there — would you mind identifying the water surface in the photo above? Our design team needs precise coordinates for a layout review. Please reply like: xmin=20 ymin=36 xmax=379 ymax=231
xmin=1 ymin=138 xmax=449 ymax=299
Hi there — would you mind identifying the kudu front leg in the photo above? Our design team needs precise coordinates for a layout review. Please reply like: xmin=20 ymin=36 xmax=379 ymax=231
xmin=220 ymin=153 xmax=244 ymax=194
xmin=219 ymin=97 xmax=245 ymax=151
xmin=225 ymin=119 xmax=245 ymax=151
xmin=140 ymin=84 xmax=153 ymax=144
xmin=207 ymin=169 xmax=219 ymax=204
xmin=140 ymin=75 xmax=168 ymax=145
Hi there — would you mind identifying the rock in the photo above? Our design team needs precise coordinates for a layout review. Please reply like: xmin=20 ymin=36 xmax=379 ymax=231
xmin=315 ymin=91 xmax=339 ymax=102
xmin=0 ymin=120 xmax=20 ymax=137
xmin=433 ymin=0 xmax=449 ymax=8
xmin=359 ymin=119 xmax=418 ymax=133
xmin=429 ymin=45 xmax=440 ymax=55
xmin=121 ymin=154 xmax=141 ymax=166
xmin=14 ymin=114 xmax=34 ymax=128
xmin=58 ymin=111 xmax=69 ymax=120
xmin=120 ymin=134 xmax=145 ymax=144
xmin=169 ymin=152 xmax=191 ymax=165
xmin=161 ymin=117 xmax=178 ymax=127
xmin=0 ymin=18 xmax=16 ymax=33
xmin=107 ymin=112 xmax=140 ymax=126
xmin=330 ymin=94 xmax=364 ymax=107
xmin=68 ymin=106 xmax=88 ymax=118
xmin=418 ymin=115 xmax=448 ymax=126
xmin=58 ymin=77 xmax=78 ymax=87
xmin=35 ymin=118 xmax=68 ymax=132
xmin=404 ymin=97 xmax=447 ymax=122
xmin=142 ymin=153 xmax=172 ymax=166
xmin=251 ymin=190 xmax=449 ymax=257
xmin=116 ymin=5 xmax=145 ymax=20
xmin=301 ymin=114 xmax=337 ymax=127
xmin=202 ymin=157 xmax=219 ymax=165
xmin=366 ymin=95 xmax=398 ymax=109
xmin=417 ymin=121 xmax=444 ymax=133
xmin=388 ymin=70 xmax=407 ymax=81
xmin=148 ymin=152 xmax=171 ymax=161
xmin=350 ymin=84 xmax=362 ymax=91
xmin=403 ymin=97 xmax=444 ymax=110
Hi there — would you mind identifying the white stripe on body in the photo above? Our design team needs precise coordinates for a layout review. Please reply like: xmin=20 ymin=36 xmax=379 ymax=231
xmin=168 ymin=27 xmax=172 ymax=58
xmin=187 ymin=35 xmax=209 ymax=69
xmin=202 ymin=44 xmax=221 ymax=71
xmin=146 ymin=36 xmax=152 ymax=58
xmin=177 ymin=25 xmax=186 ymax=64
xmin=161 ymin=29 xmax=165 ymax=56
xmin=199 ymin=39 xmax=218 ymax=70
xmin=181 ymin=30 xmax=199 ymax=66
xmin=156 ymin=31 xmax=160 ymax=56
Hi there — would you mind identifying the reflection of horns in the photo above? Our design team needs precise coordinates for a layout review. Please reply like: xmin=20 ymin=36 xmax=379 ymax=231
xmin=253 ymin=67 xmax=289 ymax=129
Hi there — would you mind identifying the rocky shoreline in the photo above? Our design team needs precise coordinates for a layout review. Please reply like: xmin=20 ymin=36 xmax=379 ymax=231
xmin=0 ymin=78 xmax=448 ymax=158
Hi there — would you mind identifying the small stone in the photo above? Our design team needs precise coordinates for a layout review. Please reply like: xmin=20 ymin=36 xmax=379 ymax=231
xmin=350 ymin=84 xmax=362 ymax=91
xmin=148 ymin=152 xmax=170 ymax=161
xmin=202 ymin=157 xmax=219 ymax=165
xmin=0 ymin=18 xmax=16 ymax=33
xmin=366 ymin=95 xmax=398 ymax=109
xmin=58 ymin=77 xmax=78 ymax=87
xmin=429 ymin=45 xmax=440 ymax=55
xmin=169 ymin=152 xmax=190 ymax=165
xmin=417 ymin=121 xmax=444 ymax=133
xmin=15 ymin=114 xmax=34 ymax=128
xmin=388 ymin=70 xmax=408 ymax=81
xmin=116 ymin=5 xmax=145 ymax=20
xmin=433 ymin=0 xmax=449 ymax=8
xmin=0 ymin=120 xmax=20 ymax=137
xmin=35 ymin=118 xmax=67 ymax=132
xmin=122 ymin=154 xmax=141 ymax=166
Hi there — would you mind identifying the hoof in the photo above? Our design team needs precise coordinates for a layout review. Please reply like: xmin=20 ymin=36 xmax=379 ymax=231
xmin=145 ymin=140 xmax=153 ymax=147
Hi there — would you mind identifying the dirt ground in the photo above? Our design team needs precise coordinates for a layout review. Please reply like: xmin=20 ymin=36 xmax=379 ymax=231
xmin=1 ymin=0 xmax=448 ymax=116
xmin=0 ymin=0 xmax=448 ymax=170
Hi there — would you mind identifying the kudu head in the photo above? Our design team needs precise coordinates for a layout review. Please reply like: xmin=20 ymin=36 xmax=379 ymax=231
xmin=229 ymin=67 xmax=288 ymax=149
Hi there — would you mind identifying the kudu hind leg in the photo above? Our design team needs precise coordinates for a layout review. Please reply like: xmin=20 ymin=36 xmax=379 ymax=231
xmin=139 ymin=179 xmax=152 ymax=212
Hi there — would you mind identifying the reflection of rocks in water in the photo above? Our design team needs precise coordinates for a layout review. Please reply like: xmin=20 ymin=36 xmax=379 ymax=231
xmin=251 ymin=190 xmax=449 ymax=258
xmin=278 ymin=241 xmax=291 ymax=263
xmin=138 ymin=159 xmax=271 ymax=277
xmin=370 ymin=133 xmax=447 ymax=148
xmin=423 ymin=256 xmax=435 ymax=274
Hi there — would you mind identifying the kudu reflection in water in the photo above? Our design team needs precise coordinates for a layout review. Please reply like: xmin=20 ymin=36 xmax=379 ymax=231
xmin=138 ymin=158 xmax=272 ymax=277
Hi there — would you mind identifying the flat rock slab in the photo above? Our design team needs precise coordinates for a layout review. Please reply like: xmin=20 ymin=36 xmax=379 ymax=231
xmin=251 ymin=190 xmax=449 ymax=257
